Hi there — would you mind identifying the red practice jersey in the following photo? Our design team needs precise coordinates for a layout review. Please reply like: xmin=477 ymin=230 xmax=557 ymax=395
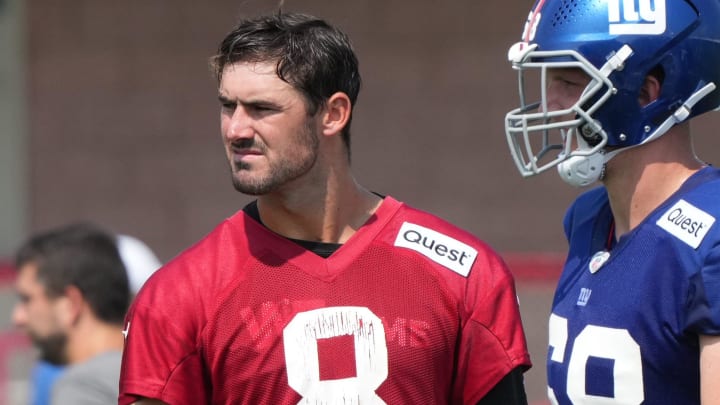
xmin=119 ymin=196 xmax=530 ymax=404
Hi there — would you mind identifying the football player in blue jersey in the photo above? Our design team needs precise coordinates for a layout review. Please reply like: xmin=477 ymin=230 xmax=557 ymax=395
xmin=504 ymin=0 xmax=720 ymax=403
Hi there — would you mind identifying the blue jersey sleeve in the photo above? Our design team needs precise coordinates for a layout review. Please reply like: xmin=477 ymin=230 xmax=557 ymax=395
xmin=685 ymin=242 xmax=720 ymax=335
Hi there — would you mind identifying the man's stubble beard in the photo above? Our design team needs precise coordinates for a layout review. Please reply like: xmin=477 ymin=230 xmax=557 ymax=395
xmin=230 ymin=120 xmax=320 ymax=196
xmin=31 ymin=331 xmax=68 ymax=365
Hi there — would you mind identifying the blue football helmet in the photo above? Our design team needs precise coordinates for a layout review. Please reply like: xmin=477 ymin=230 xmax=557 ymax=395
xmin=505 ymin=0 xmax=720 ymax=186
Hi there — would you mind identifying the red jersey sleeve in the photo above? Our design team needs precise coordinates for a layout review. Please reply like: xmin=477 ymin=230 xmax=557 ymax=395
xmin=454 ymin=246 xmax=531 ymax=403
xmin=118 ymin=219 xmax=241 ymax=405
xmin=389 ymin=205 xmax=531 ymax=404
xmin=119 ymin=294 xmax=208 ymax=404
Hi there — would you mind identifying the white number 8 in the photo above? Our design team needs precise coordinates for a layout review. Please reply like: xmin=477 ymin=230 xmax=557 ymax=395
xmin=548 ymin=314 xmax=644 ymax=404
xmin=283 ymin=306 xmax=389 ymax=404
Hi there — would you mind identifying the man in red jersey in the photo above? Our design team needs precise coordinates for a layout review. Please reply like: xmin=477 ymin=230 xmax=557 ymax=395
xmin=119 ymin=11 xmax=531 ymax=405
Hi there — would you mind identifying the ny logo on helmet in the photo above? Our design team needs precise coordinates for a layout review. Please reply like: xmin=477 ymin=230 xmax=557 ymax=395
xmin=609 ymin=0 xmax=666 ymax=35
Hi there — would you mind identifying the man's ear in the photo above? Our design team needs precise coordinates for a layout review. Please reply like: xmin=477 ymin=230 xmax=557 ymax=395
xmin=639 ymin=74 xmax=662 ymax=107
xmin=58 ymin=285 xmax=85 ymax=326
xmin=321 ymin=92 xmax=351 ymax=137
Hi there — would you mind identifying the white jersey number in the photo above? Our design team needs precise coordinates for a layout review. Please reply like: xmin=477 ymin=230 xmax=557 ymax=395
xmin=548 ymin=314 xmax=644 ymax=404
xmin=283 ymin=306 xmax=389 ymax=404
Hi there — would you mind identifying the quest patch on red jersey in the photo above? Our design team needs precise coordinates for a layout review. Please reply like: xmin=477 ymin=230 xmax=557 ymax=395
xmin=394 ymin=222 xmax=477 ymax=277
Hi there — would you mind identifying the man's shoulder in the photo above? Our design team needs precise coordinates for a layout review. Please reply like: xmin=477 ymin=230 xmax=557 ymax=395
xmin=392 ymin=198 xmax=478 ymax=238
xmin=154 ymin=213 xmax=253 ymax=275
xmin=60 ymin=351 xmax=122 ymax=380
xmin=52 ymin=352 xmax=122 ymax=403
xmin=680 ymin=169 xmax=720 ymax=210
xmin=388 ymin=198 xmax=505 ymax=275
xmin=132 ymin=210 xmax=270 ymax=308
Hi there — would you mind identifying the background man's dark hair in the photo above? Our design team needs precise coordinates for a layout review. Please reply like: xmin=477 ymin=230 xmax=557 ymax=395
xmin=15 ymin=222 xmax=130 ymax=324
xmin=209 ymin=12 xmax=362 ymax=155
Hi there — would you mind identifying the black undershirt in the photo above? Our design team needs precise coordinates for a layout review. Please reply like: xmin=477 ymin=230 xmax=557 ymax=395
xmin=243 ymin=200 xmax=340 ymax=257
xmin=242 ymin=200 xmax=529 ymax=404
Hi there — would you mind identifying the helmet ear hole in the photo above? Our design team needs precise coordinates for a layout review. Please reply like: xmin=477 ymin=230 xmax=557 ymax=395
xmin=639 ymin=66 xmax=665 ymax=107
xmin=581 ymin=132 xmax=603 ymax=147
xmin=648 ymin=65 xmax=665 ymax=86
xmin=581 ymin=121 xmax=603 ymax=147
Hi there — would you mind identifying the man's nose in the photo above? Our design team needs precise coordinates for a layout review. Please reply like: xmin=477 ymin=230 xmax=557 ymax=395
xmin=12 ymin=303 xmax=27 ymax=328
xmin=225 ymin=108 xmax=254 ymax=140
xmin=544 ymin=86 xmax=566 ymax=113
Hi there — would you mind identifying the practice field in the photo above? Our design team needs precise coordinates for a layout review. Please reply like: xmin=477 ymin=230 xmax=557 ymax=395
xmin=0 ymin=256 xmax=561 ymax=405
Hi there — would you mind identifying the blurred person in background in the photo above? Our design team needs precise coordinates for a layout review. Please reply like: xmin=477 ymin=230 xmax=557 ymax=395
xmin=13 ymin=223 xmax=161 ymax=404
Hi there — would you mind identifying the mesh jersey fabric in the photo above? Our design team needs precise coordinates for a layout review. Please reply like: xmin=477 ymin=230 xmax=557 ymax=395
xmin=119 ymin=196 xmax=530 ymax=404
xmin=548 ymin=167 xmax=720 ymax=404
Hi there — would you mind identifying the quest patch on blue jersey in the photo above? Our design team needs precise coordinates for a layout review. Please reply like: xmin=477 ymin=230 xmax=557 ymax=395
xmin=394 ymin=222 xmax=477 ymax=277
xmin=656 ymin=199 xmax=715 ymax=249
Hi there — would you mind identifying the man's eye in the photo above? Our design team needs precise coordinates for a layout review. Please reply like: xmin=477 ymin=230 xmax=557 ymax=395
xmin=250 ymin=104 xmax=273 ymax=112
xmin=558 ymin=79 xmax=577 ymax=87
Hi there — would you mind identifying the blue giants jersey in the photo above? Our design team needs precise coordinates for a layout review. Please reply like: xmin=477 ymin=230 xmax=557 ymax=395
xmin=548 ymin=167 xmax=720 ymax=404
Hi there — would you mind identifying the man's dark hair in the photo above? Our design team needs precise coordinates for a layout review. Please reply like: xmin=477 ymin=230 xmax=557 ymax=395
xmin=210 ymin=12 xmax=362 ymax=154
xmin=15 ymin=222 xmax=130 ymax=324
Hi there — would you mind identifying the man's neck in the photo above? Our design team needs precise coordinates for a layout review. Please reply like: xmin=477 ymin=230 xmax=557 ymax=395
xmin=604 ymin=128 xmax=703 ymax=238
xmin=67 ymin=321 xmax=125 ymax=365
xmin=257 ymin=177 xmax=382 ymax=244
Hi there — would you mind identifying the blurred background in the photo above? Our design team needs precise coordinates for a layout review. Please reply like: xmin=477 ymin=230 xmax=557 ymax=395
xmin=1 ymin=0 xmax=719 ymax=404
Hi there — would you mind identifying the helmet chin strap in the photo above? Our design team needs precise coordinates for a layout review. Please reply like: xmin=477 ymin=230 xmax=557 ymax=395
xmin=557 ymin=82 xmax=717 ymax=187
xmin=556 ymin=138 xmax=606 ymax=187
